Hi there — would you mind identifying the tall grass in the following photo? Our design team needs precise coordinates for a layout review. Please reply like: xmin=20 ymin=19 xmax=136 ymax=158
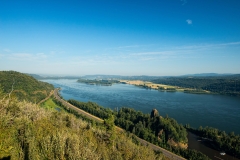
xmin=0 ymin=95 xmax=165 ymax=160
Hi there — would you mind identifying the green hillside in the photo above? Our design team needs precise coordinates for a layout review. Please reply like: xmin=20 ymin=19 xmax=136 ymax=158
xmin=0 ymin=71 xmax=54 ymax=103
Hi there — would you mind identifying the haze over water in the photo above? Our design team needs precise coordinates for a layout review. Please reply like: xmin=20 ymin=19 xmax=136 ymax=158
xmin=43 ymin=79 xmax=240 ymax=135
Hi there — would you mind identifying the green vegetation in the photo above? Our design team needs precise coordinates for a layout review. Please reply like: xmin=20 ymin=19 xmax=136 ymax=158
xmin=151 ymin=75 xmax=240 ymax=96
xmin=0 ymin=91 xmax=165 ymax=160
xmin=68 ymin=99 xmax=210 ymax=159
xmin=41 ymin=97 xmax=63 ymax=112
xmin=77 ymin=78 xmax=120 ymax=86
xmin=0 ymin=71 xmax=54 ymax=103
xmin=4 ymin=71 xmax=239 ymax=159
xmin=158 ymin=87 xmax=177 ymax=92
xmin=186 ymin=126 xmax=240 ymax=158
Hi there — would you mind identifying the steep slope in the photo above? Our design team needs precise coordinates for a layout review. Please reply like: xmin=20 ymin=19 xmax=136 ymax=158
xmin=0 ymin=71 xmax=54 ymax=103
xmin=0 ymin=94 xmax=165 ymax=160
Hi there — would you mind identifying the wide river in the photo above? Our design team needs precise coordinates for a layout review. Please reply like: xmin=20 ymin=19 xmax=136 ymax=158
xmin=42 ymin=79 xmax=240 ymax=135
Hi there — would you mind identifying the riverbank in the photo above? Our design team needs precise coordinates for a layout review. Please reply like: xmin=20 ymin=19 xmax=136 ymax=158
xmin=120 ymin=80 xmax=211 ymax=94
xmin=188 ymin=132 xmax=238 ymax=160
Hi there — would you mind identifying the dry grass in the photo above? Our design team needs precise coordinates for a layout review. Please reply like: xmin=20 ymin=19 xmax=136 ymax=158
xmin=120 ymin=80 xmax=177 ymax=90
xmin=0 ymin=94 xmax=165 ymax=160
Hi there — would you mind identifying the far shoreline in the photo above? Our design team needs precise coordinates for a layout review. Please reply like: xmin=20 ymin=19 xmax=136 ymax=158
xmin=119 ymin=80 xmax=212 ymax=95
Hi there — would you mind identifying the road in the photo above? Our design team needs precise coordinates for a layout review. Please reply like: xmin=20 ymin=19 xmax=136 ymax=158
xmin=53 ymin=89 xmax=103 ymax=123
xmin=53 ymin=88 xmax=186 ymax=160
xmin=37 ymin=90 xmax=54 ymax=105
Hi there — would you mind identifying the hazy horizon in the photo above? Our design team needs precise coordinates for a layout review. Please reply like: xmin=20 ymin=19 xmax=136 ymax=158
xmin=27 ymin=72 xmax=239 ymax=77
xmin=1 ymin=0 xmax=240 ymax=76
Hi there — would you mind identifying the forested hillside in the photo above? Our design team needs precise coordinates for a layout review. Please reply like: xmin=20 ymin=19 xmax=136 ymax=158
xmin=0 ymin=71 xmax=54 ymax=103
xmin=151 ymin=75 xmax=240 ymax=96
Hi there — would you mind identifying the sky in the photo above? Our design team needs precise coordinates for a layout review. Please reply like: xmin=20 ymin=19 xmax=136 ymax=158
xmin=0 ymin=0 xmax=240 ymax=76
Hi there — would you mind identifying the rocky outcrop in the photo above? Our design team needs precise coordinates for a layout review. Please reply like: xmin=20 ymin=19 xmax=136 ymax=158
xmin=150 ymin=109 xmax=159 ymax=118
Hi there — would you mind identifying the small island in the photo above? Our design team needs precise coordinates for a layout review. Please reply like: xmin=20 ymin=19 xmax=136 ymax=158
xmin=77 ymin=79 xmax=120 ymax=86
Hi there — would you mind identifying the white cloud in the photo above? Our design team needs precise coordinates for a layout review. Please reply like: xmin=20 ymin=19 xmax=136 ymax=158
xmin=186 ymin=19 xmax=192 ymax=25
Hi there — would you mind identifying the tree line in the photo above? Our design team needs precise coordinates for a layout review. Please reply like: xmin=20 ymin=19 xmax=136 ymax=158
xmin=186 ymin=125 xmax=240 ymax=158
xmin=151 ymin=75 xmax=240 ymax=96
xmin=77 ymin=79 xmax=119 ymax=86
xmin=68 ymin=99 xmax=210 ymax=160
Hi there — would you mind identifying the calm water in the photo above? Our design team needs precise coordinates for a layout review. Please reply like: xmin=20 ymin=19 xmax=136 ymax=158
xmin=42 ymin=79 xmax=240 ymax=134
xmin=188 ymin=132 xmax=238 ymax=160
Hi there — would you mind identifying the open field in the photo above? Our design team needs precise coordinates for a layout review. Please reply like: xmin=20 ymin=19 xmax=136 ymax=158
xmin=120 ymin=80 xmax=211 ymax=94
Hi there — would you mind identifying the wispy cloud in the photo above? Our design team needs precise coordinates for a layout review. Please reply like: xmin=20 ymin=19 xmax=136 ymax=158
xmin=117 ymin=45 xmax=140 ymax=49
xmin=177 ymin=41 xmax=240 ymax=50
xmin=186 ymin=19 xmax=192 ymax=25
xmin=3 ymin=48 xmax=11 ymax=52
xmin=6 ymin=53 xmax=48 ymax=61
xmin=181 ymin=0 xmax=187 ymax=5
xmin=131 ymin=51 xmax=174 ymax=56
xmin=105 ymin=44 xmax=155 ymax=51
xmin=218 ymin=41 xmax=240 ymax=46
xmin=120 ymin=41 xmax=240 ymax=61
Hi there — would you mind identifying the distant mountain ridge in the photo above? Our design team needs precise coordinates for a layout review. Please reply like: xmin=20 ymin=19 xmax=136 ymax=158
xmin=29 ymin=73 xmax=240 ymax=82
xmin=181 ymin=73 xmax=234 ymax=77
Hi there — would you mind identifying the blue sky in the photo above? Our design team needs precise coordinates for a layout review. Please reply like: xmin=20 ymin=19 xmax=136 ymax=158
xmin=1 ymin=0 xmax=240 ymax=76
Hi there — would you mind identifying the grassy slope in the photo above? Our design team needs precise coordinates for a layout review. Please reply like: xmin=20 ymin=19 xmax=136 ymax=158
xmin=0 ymin=94 xmax=165 ymax=160
xmin=41 ymin=98 xmax=63 ymax=111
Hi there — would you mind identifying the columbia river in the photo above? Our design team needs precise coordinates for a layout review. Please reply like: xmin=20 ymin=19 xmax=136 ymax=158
xmin=42 ymin=79 xmax=240 ymax=135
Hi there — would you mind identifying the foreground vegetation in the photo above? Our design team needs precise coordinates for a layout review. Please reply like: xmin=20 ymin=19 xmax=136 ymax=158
xmin=0 ymin=71 xmax=167 ymax=159
xmin=68 ymin=99 xmax=210 ymax=159
xmin=0 ymin=71 xmax=54 ymax=103
xmin=0 ymin=95 xmax=165 ymax=160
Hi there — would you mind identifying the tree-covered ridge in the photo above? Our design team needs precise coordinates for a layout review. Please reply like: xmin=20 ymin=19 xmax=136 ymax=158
xmin=0 ymin=71 xmax=54 ymax=102
xmin=77 ymin=78 xmax=120 ymax=86
xmin=67 ymin=100 xmax=187 ymax=144
xmin=68 ymin=99 xmax=210 ymax=159
xmin=151 ymin=76 xmax=240 ymax=96
xmin=0 ymin=93 xmax=165 ymax=160
xmin=115 ymin=108 xmax=188 ymax=144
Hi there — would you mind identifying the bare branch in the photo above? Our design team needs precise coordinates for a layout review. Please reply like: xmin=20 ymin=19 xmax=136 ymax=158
xmin=8 ymin=78 xmax=15 ymax=99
